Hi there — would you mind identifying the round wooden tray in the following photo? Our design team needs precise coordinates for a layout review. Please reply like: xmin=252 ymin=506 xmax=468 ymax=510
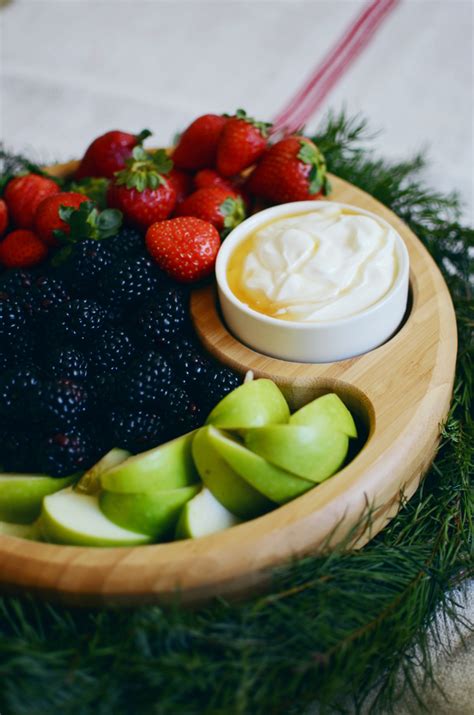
xmin=0 ymin=166 xmax=457 ymax=606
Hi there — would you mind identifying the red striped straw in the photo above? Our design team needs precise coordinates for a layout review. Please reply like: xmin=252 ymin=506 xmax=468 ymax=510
xmin=272 ymin=0 xmax=400 ymax=135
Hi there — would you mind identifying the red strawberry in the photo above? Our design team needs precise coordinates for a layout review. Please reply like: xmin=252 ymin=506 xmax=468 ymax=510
xmin=246 ymin=136 xmax=331 ymax=203
xmin=146 ymin=217 xmax=220 ymax=283
xmin=0 ymin=198 xmax=8 ymax=236
xmin=0 ymin=229 xmax=48 ymax=268
xmin=4 ymin=174 xmax=60 ymax=229
xmin=109 ymin=147 xmax=176 ymax=230
xmin=216 ymin=109 xmax=270 ymax=177
xmin=34 ymin=192 xmax=90 ymax=246
xmin=172 ymin=114 xmax=227 ymax=170
xmin=75 ymin=129 xmax=152 ymax=179
xmin=194 ymin=169 xmax=235 ymax=192
xmin=175 ymin=186 xmax=245 ymax=234
xmin=167 ymin=168 xmax=193 ymax=206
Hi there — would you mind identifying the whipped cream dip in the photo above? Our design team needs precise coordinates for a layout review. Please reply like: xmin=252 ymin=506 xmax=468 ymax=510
xmin=227 ymin=206 xmax=398 ymax=323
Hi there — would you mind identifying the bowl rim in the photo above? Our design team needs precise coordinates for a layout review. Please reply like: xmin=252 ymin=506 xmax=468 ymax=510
xmin=215 ymin=200 xmax=410 ymax=329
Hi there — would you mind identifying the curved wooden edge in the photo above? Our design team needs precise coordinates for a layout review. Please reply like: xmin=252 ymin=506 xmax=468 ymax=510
xmin=0 ymin=172 xmax=458 ymax=607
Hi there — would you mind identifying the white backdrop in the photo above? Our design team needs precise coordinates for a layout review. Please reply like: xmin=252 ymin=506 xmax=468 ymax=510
xmin=0 ymin=1 xmax=473 ymax=713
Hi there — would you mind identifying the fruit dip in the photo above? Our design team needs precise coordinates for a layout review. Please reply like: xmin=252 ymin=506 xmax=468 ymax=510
xmin=226 ymin=205 xmax=398 ymax=322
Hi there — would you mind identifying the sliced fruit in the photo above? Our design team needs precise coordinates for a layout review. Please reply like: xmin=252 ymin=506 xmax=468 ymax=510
xmin=101 ymin=432 xmax=198 ymax=493
xmin=99 ymin=485 xmax=199 ymax=539
xmin=41 ymin=488 xmax=151 ymax=546
xmin=192 ymin=426 xmax=272 ymax=519
xmin=208 ymin=427 xmax=314 ymax=503
xmin=244 ymin=424 xmax=349 ymax=482
xmin=0 ymin=473 xmax=75 ymax=524
xmin=76 ymin=448 xmax=131 ymax=495
xmin=0 ymin=520 xmax=41 ymax=540
xmin=290 ymin=393 xmax=357 ymax=438
xmin=175 ymin=487 xmax=241 ymax=539
xmin=205 ymin=379 xmax=290 ymax=430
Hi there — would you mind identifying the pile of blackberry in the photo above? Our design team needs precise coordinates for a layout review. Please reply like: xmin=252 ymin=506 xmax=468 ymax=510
xmin=0 ymin=227 xmax=240 ymax=477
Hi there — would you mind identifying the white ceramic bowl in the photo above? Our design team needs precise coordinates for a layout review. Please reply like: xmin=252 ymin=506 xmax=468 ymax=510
xmin=215 ymin=201 xmax=410 ymax=363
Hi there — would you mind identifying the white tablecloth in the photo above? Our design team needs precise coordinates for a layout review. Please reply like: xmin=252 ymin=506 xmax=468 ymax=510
xmin=0 ymin=1 xmax=473 ymax=713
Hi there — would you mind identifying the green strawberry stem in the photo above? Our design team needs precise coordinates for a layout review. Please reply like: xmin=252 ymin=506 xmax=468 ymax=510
xmin=298 ymin=140 xmax=331 ymax=195
xmin=227 ymin=109 xmax=272 ymax=138
xmin=52 ymin=201 xmax=123 ymax=267
xmin=115 ymin=147 xmax=173 ymax=192
xmin=220 ymin=196 xmax=246 ymax=238
xmin=135 ymin=129 xmax=152 ymax=144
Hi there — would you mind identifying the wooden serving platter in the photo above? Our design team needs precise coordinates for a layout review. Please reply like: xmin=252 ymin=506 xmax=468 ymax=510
xmin=0 ymin=165 xmax=457 ymax=606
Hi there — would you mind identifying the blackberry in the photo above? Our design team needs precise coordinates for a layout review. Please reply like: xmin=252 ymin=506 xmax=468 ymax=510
xmin=88 ymin=371 xmax=117 ymax=411
xmin=36 ymin=428 xmax=98 ymax=477
xmin=199 ymin=367 xmax=241 ymax=412
xmin=165 ymin=385 xmax=203 ymax=436
xmin=135 ymin=287 xmax=189 ymax=349
xmin=88 ymin=328 xmax=134 ymax=374
xmin=59 ymin=239 xmax=114 ymax=294
xmin=0 ymin=430 xmax=37 ymax=473
xmin=0 ymin=365 xmax=42 ymax=425
xmin=31 ymin=379 xmax=89 ymax=430
xmin=0 ymin=296 xmax=25 ymax=342
xmin=48 ymin=299 xmax=107 ymax=345
xmin=98 ymin=254 xmax=167 ymax=307
xmin=7 ymin=329 xmax=38 ymax=366
xmin=176 ymin=347 xmax=213 ymax=389
xmin=0 ymin=269 xmax=34 ymax=299
xmin=43 ymin=347 xmax=89 ymax=382
xmin=108 ymin=408 xmax=167 ymax=453
xmin=105 ymin=226 xmax=144 ymax=262
xmin=120 ymin=351 xmax=174 ymax=408
xmin=0 ymin=347 xmax=10 ymax=372
xmin=27 ymin=275 xmax=70 ymax=318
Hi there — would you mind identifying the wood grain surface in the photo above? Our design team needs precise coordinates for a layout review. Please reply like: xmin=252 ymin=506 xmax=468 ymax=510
xmin=0 ymin=163 xmax=457 ymax=606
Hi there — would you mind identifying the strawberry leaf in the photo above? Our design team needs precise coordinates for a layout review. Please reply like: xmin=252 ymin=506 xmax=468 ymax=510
xmin=115 ymin=148 xmax=172 ymax=192
xmin=220 ymin=196 xmax=246 ymax=237
xmin=232 ymin=109 xmax=272 ymax=138
xmin=298 ymin=140 xmax=330 ymax=196
xmin=67 ymin=177 xmax=109 ymax=209
xmin=54 ymin=201 xmax=123 ymax=244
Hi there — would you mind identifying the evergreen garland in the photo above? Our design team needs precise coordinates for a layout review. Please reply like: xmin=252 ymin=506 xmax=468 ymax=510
xmin=0 ymin=112 xmax=472 ymax=715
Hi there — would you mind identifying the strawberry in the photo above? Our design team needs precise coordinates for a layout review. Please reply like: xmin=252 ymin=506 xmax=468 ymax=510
xmin=108 ymin=147 xmax=176 ymax=230
xmin=172 ymin=114 xmax=227 ymax=170
xmin=194 ymin=169 xmax=235 ymax=192
xmin=174 ymin=186 xmax=245 ymax=235
xmin=34 ymin=192 xmax=90 ymax=247
xmin=4 ymin=174 xmax=60 ymax=229
xmin=216 ymin=109 xmax=270 ymax=177
xmin=168 ymin=168 xmax=193 ymax=206
xmin=0 ymin=229 xmax=48 ymax=268
xmin=146 ymin=217 xmax=220 ymax=283
xmin=75 ymin=129 xmax=152 ymax=179
xmin=0 ymin=198 xmax=8 ymax=236
xmin=246 ymin=136 xmax=331 ymax=203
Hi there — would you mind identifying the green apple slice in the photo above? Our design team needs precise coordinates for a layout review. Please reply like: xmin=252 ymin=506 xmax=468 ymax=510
xmin=0 ymin=520 xmax=41 ymax=540
xmin=175 ymin=487 xmax=241 ymax=540
xmin=101 ymin=431 xmax=198 ymax=494
xmin=76 ymin=448 xmax=131 ymax=495
xmin=99 ymin=485 xmax=199 ymax=539
xmin=206 ymin=379 xmax=290 ymax=429
xmin=41 ymin=488 xmax=151 ymax=546
xmin=192 ymin=427 xmax=272 ymax=519
xmin=208 ymin=427 xmax=314 ymax=503
xmin=290 ymin=393 xmax=357 ymax=438
xmin=244 ymin=424 xmax=349 ymax=482
xmin=0 ymin=473 xmax=76 ymax=524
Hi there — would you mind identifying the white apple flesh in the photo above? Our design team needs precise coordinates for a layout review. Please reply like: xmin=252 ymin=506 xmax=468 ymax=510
xmin=175 ymin=487 xmax=241 ymax=539
xmin=40 ymin=488 xmax=151 ymax=546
